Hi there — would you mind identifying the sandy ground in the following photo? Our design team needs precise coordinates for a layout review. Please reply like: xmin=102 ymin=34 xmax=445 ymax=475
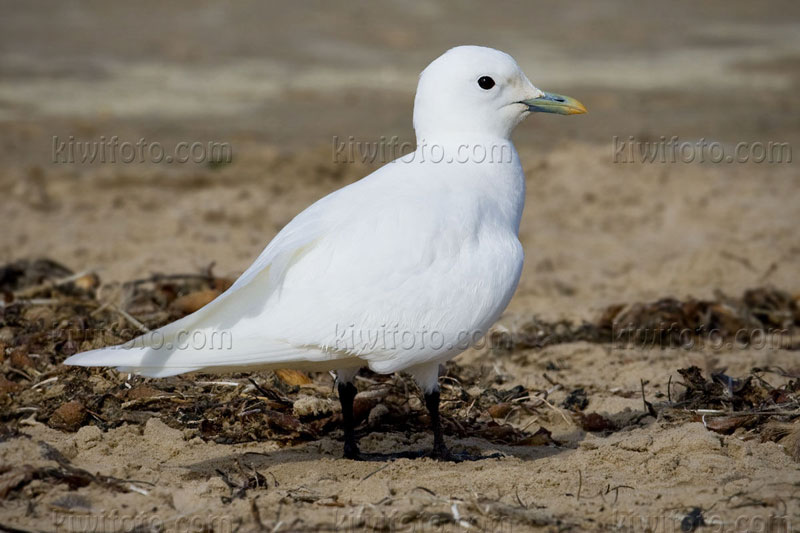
xmin=1 ymin=1 xmax=799 ymax=532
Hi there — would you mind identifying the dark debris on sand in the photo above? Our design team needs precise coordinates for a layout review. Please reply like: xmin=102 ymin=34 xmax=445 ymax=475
xmin=667 ymin=365 xmax=800 ymax=457
xmin=490 ymin=287 xmax=799 ymax=352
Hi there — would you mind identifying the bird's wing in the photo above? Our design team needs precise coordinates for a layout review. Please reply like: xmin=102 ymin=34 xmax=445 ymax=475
xmin=63 ymin=184 xmax=358 ymax=376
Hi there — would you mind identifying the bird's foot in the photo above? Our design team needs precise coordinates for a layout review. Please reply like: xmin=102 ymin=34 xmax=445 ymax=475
xmin=343 ymin=440 xmax=361 ymax=460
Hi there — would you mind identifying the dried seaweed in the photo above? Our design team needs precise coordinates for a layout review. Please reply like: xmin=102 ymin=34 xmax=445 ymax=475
xmin=492 ymin=287 xmax=799 ymax=353
xmin=668 ymin=366 xmax=800 ymax=448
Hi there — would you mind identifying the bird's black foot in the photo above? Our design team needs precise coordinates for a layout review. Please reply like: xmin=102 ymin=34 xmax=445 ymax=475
xmin=343 ymin=440 xmax=361 ymax=460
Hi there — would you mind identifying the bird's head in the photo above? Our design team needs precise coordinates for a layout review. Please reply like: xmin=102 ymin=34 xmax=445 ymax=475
xmin=413 ymin=46 xmax=586 ymax=142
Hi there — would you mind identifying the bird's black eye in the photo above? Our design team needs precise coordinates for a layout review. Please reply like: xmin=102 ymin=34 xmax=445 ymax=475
xmin=477 ymin=76 xmax=495 ymax=90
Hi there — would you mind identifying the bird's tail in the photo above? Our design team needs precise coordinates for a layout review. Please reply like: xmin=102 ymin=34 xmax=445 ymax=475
xmin=63 ymin=309 xmax=358 ymax=378
xmin=63 ymin=251 xmax=361 ymax=377
xmin=63 ymin=309 xmax=225 ymax=377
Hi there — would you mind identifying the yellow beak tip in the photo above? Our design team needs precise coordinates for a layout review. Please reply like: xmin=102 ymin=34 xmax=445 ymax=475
xmin=569 ymin=103 xmax=588 ymax=115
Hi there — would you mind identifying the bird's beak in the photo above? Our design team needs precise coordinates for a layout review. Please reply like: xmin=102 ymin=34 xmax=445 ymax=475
xmin=522 ymin=91 xmax=587 ymax=115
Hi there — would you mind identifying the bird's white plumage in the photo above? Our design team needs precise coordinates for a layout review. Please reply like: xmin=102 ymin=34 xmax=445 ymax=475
xmin=64 ymin=46 xmax=551 ymax=392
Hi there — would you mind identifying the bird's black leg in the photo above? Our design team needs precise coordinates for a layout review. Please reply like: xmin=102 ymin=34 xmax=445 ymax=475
xmin=425 ymin=388 xmax=503 ymax=462
xmin=337 ymin=378 xmax=416 ymax=461
xmin=337 ymin=381 xmax=360 ymax=459
xmin=425 ymin=389 xmax=452 ymax=460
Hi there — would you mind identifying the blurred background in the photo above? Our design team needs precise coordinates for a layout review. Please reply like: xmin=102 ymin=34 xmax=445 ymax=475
xmin=3 ymin=1 xmax=799 ymax=152
xmin=1 ymin=0 xmax=798 ymax=318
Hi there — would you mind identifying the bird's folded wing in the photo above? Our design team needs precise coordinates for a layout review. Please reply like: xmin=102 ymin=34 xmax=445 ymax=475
xmin=63 ymin=196 xmax=355 ymax=375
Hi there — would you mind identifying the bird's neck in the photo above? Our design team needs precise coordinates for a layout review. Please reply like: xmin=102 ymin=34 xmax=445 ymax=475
xmin=404 ymin=134 xmax=525 ymax=234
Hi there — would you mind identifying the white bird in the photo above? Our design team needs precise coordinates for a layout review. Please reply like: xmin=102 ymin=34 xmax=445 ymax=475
xmin=65 ymin=46 xmax=586 ymax=461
